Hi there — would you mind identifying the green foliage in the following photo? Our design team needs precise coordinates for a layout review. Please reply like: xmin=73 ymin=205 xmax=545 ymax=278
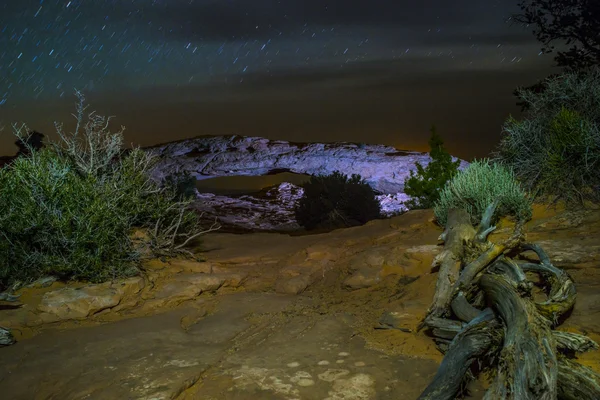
xmin=295 ymin=171 xmax=381 ymax=230
xmin=494 ymin=67 xmax=600 ymax=204
xmin=403 ymin=125 xmax=461 ymax=209
xmin=0 ymin=93 xmax=214 ymax=290
xmin=434 ymin=159 xmax=533 ymax=227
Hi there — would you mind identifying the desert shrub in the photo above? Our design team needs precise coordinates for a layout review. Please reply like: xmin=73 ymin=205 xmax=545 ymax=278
xmin=434 ymin=159 xmax=532 ymax=227
xmin=295 ymin=171 xmax=381 ymax=230
xmin=0 ymin=91 xmax=216 ymax=290
xmin=494 ymin=67 xmax=600 ymax=204
xmin=403 ymin=125 xmax=461 ymax=209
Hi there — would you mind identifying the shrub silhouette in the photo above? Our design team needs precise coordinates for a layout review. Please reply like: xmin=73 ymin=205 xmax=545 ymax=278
xmin=162 ymin=170 xmax=197 ymax=201
xmin=434 ymin=159 xmax=532 ymax=227
xmin=295 ymin=171 xmax=381 ymax=230
xmin=15 ymin=130 xmax=45 ymax=157
xmin=403 ymin=125 xmax=461 ymax=209
xmin=494 ymin=67 xmax=600 ymax=204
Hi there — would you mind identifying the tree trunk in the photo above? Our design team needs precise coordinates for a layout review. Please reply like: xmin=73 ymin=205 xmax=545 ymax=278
xmin=425 ymin=208 xmax=475 ymax=320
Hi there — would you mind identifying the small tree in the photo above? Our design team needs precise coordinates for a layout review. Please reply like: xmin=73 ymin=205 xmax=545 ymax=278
xmin=508 ymin=1 xmax=600 ymax=111
xmin=403 ymin=125 xmax=461 ymax=209
xmin=295 ymin=171 xmax=381 ymax=230
xmin=511 ymin=0 xmax=600 ymax=72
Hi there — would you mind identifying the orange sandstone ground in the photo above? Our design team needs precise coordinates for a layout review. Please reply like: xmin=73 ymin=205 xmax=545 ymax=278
xmin=1 ymin=203 xmax=599 ymax=399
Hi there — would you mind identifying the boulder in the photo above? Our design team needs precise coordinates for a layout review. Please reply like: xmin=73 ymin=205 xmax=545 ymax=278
xmin=275 ymin=275 xmax=312 ymax=295
xmin=145 ymin=273 xmax=227 ymax=309
xmin=343 ymin=268 xmax=381 ymax=290
xmin=38 ymin=277 xmax=145 ymax=320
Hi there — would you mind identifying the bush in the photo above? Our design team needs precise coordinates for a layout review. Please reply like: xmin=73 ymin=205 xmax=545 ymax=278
xmin=403 ymin=125 xmax=461 ymax=209
xmin=494 ymin=67 xmax=600 ymax=204
xmin=295 ymin=171 xmax=381 ymax=230
xmin=434 ymin=159 xmax=532 ymax=227
xmin=0 ymin=91 xmax=216 ymax=290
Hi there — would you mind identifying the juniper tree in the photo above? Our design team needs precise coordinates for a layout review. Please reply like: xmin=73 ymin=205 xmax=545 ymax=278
xmin=403 ymin=125 xmax=461 ymax=209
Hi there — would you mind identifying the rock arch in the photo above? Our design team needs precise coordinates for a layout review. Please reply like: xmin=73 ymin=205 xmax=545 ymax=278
xmin=147 ymin=135 xmax=468 ymax=194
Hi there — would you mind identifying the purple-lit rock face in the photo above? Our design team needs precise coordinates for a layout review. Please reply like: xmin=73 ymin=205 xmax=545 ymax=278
xmin=146 ymin=135 xmax=469 ymax=194
xmin=147 ymin=135 xmax=469 ymax=232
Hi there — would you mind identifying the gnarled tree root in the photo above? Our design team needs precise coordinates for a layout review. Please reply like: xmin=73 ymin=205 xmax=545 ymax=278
xmin=480 ymin=273 xmax=557 ymax=399
xmin=416 ymin=206 xmax=600 ymax=399
xmin=418 ymin=309 xmax=501 ymax=400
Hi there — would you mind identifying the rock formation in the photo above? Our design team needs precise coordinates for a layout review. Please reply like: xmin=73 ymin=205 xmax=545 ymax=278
xmin=146 ymin=135 xmax=468 ymax=231
xmin=146 ymin=135 xmax=469 ymax=194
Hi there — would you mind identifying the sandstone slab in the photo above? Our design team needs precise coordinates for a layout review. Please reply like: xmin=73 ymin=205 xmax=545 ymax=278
xmin=343 ymin=268 xmax=381 ymax=290
xmin=275 ymin=275 xmax=313 ymax=295
xmin=37 ymin=277 xmax=145 ymax=320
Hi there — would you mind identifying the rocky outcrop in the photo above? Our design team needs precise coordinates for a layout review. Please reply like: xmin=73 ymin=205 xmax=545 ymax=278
xmin=146 ymin=135 xmax=468 ymax=194
xmin=147 ymin=135 xmax=468 ymax=231
xmin=37 ymin=277 xmax=146 ymax=320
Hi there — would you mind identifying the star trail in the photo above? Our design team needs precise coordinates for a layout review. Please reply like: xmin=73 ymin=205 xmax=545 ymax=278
xmin=0 ymin=0 xmax=560 ymax=158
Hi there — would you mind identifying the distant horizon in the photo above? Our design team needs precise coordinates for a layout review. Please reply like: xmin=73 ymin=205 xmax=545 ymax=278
xmin=0 ymin=1 xmax=562 ymax=160
xmin=0 ymin=62 xmax=558 ymax=161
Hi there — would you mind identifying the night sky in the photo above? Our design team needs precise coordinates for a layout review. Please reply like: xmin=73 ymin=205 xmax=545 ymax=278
xmin=0 ymin=0 xmax=561 ymax=159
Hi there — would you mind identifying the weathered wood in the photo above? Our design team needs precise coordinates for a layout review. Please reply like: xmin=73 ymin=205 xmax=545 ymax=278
xmin=452 ymin=221 xmax=525 ymax=298
xmin=451 ymin=291 xmax=482 ymax=322
xmin=553 ymin=331 xmax=598 ymax=354
xmin=489 ymin=257 xmax=528 ymax=285
xmin=419 ymin=309 xmax=501 ymax=400
xmin=424 ymin=319 xmax=597 ymax=354
xmin=426 ymin=208 xmax=476 ymax=319
xmin=0 ymin=292 xmax=20 ymax=302
xmin=480 ymin=273 xmax=558 ymax=400
xmin=557 ymin=356 xmax=600 ymax=400
xmin=518 ymin=244 xmax=577 ymax=324
xmin=474 ymin=200 xmax=498 ymax=243
xmin=425 ymin=316 xmax=466 ymax=340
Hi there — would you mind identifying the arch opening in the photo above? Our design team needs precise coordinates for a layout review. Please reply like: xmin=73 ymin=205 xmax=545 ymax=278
xmin=194 ymin=172 xmax=311 ymax=196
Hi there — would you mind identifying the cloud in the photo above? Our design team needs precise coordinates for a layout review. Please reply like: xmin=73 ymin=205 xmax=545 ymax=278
xmin=128 ymin=0 xmax=524 ymax=42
